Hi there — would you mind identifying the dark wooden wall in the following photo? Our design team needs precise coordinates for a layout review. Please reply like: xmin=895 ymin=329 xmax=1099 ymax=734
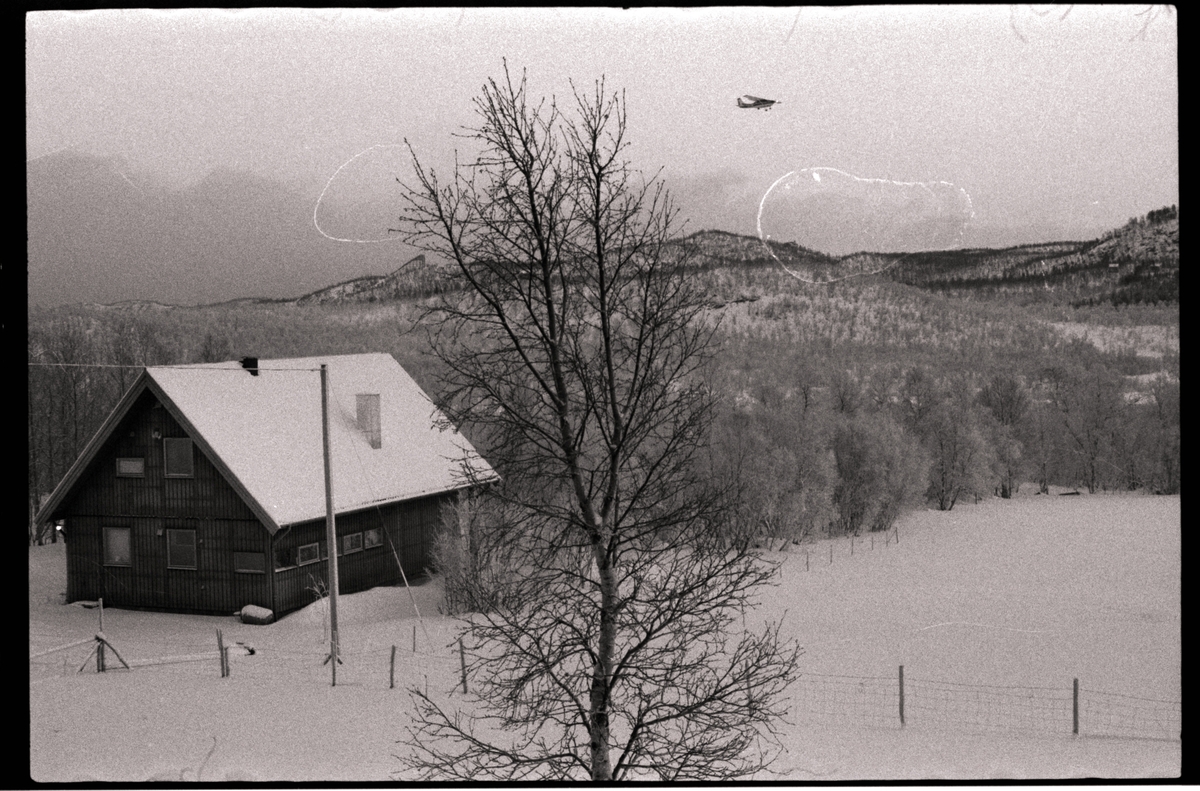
xmin=62 ymin=390 xmax=270 ymax=614
xmin=61 ymin=388 xmax=460 ymax=617
xmin=63 ymin=391 xmax=259 ymax=521
xmin=273 ymin=491 xmax=452 ymax=615
xmin=64 ymin=515 xmax=271 ymax=613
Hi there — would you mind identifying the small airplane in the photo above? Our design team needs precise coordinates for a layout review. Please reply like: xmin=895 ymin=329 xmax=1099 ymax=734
xmin=737 ymin=95 xmax=780 ymax=111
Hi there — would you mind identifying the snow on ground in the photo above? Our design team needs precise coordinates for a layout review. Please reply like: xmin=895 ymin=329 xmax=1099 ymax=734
xmin=29 ymin=491 xmax=1180 ymax=781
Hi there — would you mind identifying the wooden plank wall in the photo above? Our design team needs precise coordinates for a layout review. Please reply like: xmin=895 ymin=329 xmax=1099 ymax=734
xmin=272 ymin=492 xmax=454 ymax=616
xmin=64 ymin=515 xmax=270 ymax=613
xmin=59 ymin=387 xmax=462 ymax=618
xmin=62 ymin=389 xmax=272 ymax=613
xmin=66 ymin=391 xmax=258 ymax=522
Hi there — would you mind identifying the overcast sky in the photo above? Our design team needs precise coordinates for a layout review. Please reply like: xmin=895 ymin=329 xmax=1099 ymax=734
xmin=27 ymin=6 xmax=1177 ymax=240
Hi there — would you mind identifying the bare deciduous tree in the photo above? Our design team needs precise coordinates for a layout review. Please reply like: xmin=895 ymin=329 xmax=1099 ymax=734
xmin=394 ymin=65 xmax=800 ymax=781
xmin=978 ymin=373 xmax=1031 ymax=498
xmin=1042 ymin=363 xmax=1123 ymax=494
xmin=1148 ymin=373 xmax=1180 ymax=494
xmin=923 ymin=400 xmax=997 ymax=510
xmin=831 ymin=412 xmax=927 ymax=534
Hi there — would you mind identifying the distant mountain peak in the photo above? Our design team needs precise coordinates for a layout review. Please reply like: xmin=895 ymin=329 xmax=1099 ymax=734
xmin=293 ymin=254 xmax=433 ymax=305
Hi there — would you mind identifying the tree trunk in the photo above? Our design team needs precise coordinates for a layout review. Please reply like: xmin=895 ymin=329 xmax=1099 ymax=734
xmin=588 ymin=536 xmax=617 ymax=780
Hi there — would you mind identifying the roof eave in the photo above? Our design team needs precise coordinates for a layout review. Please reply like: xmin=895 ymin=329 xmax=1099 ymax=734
xmin=275 ymin=470 xmax=501 ymax=528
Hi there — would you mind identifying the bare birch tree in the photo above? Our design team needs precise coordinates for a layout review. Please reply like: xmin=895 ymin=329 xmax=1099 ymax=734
xmin=394 ymin=64 xmax=800 ymax=781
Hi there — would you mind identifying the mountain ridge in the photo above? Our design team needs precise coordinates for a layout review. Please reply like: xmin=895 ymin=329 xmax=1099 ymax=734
xmin=27 ymin=151 xmax=1177 ymax=309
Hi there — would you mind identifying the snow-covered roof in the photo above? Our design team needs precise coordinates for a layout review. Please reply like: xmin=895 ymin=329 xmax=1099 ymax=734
xmin=39 ymin=353 xmax=496 ymax=533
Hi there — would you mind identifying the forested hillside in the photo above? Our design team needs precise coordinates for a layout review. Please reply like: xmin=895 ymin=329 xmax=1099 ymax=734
xmin=885 ymin=207 xmax=1178 ymax=307
xmin=28 ymin=210 xmax=1180 ymax=544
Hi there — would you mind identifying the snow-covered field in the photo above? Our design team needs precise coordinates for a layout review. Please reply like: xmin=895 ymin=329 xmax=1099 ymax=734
xmin=29 ymin=492 xmax=1180 ymax=781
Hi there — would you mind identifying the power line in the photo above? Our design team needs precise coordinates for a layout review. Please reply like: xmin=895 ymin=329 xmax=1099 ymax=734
xmin=28 ymin=362 xmax=324 ymax=372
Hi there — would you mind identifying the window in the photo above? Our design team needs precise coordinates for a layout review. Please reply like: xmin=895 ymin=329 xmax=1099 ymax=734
xmin=234 ymin=551 xmax=266 ymax=574
xmin=164 ymin=438 xmax=194 ymax=477
xmin=103 ymin=527 xmax=131 ymax=566
xmin=363 ymin=528 xmax=383 ymax=549
xmin=343 ymin=532 xmax=363 ymax=554
xmin=297 ymin=542 xmax=320 ymax=566
xmin=356 ymin=394 xmax=381 ymax=449
xmin=167 ymin=529 xmax=197 ymax=569
xmin=116 ymin=457 xmax=145 ymax=477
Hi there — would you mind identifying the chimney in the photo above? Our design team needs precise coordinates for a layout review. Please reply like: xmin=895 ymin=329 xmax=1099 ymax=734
xmin=240 ymin=356 xmax=259 ymax=376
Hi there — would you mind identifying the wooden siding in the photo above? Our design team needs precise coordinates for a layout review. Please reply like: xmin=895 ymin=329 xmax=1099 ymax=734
xmin=63 ymin=390 xmax=257 ymax=522
xmin=272 ymin=492 xmax=453 ymax=616
xmin=60 ymin=390 xmax=267 ymax=613
xmin=59 ymin=387 xmax=462 ymax=618
xmin=64 ymin=515 xmax=270 ymax=614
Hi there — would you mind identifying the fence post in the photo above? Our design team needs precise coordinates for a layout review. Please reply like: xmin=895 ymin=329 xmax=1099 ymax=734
xmin=899 ymin=665 xmax=905 ymax=727
xmin=851 ymin=535 xmax=854 ymax=555
xmin=806 ymin=550 xmax=809 ymax=572
xmin=413 ymin=623 xmax=417 ymax=654
xmin=459 ymin=638 xmax=468 ymax=694
xmin=830 ymin=544 xmax=833 ymax=565
xmin=97 ymin=598 xmax=106 ymax=672
xmin=224 ymin=646 xmax=231 ymax=677
xmin=390 ymin=645 xmax=396 ymax=690
xmin=1073 ymin=678 xmax=1079 ymax=735
xmin=216 ymin=629 xmax=226 ymax=678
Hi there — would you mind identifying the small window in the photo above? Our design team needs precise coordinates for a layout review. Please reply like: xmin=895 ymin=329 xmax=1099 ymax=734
xmin=167 ymin=529 xmax=197 ymax=569
xmin=116 ymin=458 xmax=145 ymax=477
xmin=297 ymin=542 xmax=320 ymax=566
xmin=103 ymin=527 xmax=131 ymax=566
xmin=343 ymin=532 xmax=363 ymax=554
xmin=164 ymin=438 xmax=194 ymax=478
xmin=356 ymin=394 xmax=381 ymax=449
xmin=363 ymin=528 xmax=383 ymax=549
xmin=234 ymin=551 xmax=266 ymax=574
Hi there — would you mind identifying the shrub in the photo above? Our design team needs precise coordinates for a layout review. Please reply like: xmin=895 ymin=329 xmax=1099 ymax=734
xmin=428 ymin=490 xmax=516 ymax=615
xmin=923 ymin=402 xmax=997 ymax=510
xmin=831 ymin=413 xmax=928 ymax=535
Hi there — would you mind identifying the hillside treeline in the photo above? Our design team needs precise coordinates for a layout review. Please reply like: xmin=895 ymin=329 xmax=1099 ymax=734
xmin=883 ymin=205 xmax=1179 ymax=308
xmin=27 ymin=266 xmax=1179 ymax=544
xmin=710 ymin=350 xmax=1180 ymax=545
xmin=703 ymin=272 xmax=1179 ymax=544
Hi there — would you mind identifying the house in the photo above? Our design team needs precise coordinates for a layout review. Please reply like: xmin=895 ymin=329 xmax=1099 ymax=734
xmin=35 ymin=353 xmax=497 ymax=618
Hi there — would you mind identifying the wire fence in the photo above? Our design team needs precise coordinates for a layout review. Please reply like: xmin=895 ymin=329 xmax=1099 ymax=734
xmin=905 ymin=676 xmax=1072 ymax=736
xmin=1080 ymin=688 xmax=1182 ymax=742
xmin=32 ymin=633 xmax=1180 ymax=743
xmin=29 ymin=630 xmax=461 ymax=694
xmin=789 ymin=671 xmax=900 ymax=730
xmin=789 ymin=668 xmax=1179 ymax=742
